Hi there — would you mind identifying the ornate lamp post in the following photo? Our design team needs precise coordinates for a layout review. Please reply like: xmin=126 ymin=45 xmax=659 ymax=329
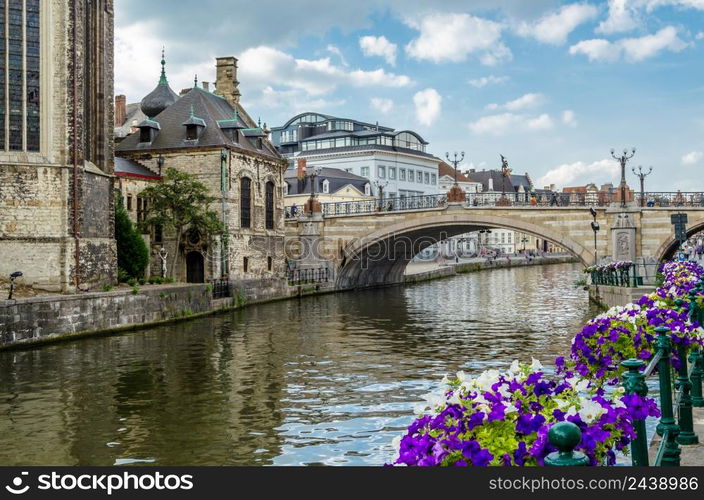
xmin=611 ymin=147 xmax=636 ymax=208
xmin=590 ymin=207 xmax=600 ymax=265
xmin=445 ymin=151 xmax=466 ymax=202
xmin=632 ymin=165 xmax=653 ymax=208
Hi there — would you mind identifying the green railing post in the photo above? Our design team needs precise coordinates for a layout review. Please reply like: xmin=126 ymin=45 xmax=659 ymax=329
xmin=544 ymin=421 xmax=589 ymax=466
xmin=621 ymin=358 xmax=649 ymax=466
xmin=691 ymin=348 xmax=704 ymax=408
xmin=654 ymin=326 xmax=681 ymax=466
xmin=675 ymin=345 xmax=698 ymax=445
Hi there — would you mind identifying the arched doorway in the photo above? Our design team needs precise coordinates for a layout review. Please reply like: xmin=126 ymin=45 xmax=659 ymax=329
xmin=186 ymin=251 xmax=205 ymax=283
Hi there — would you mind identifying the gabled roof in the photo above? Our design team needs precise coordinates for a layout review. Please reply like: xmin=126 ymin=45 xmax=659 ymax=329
xmin=284 ymin=166 xmax=369 ymax=195
xmin=114 ymin=157 xmax=161 ymax=180
xmin=437 ymin=161 xmax=473 ymax=183
xmin=116 ymin=87 xmax=281 ymax=160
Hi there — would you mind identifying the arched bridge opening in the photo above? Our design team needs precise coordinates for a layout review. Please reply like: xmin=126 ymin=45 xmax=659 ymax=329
xmin=335 ymin=213 xmax=592 ymax=289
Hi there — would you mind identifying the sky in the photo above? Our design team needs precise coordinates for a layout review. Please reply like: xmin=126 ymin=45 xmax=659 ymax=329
xmin=115 ymin=0 xmax=704 ymax=191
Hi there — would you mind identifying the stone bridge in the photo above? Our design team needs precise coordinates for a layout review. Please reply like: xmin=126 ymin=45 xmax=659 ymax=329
xmin=285 ymin=203 xmax=704 ymax=289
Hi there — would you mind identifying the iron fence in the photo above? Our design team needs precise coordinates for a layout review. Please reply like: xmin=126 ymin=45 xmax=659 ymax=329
xmin=210 ymin=279 xmax=231 ymax=299
xmin=286 ymin=267 xmax=331 ymax=285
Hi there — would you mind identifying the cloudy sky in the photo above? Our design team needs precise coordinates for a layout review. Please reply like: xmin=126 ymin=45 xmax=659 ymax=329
xmin=115 ymin=0 xmax=704 ymax=190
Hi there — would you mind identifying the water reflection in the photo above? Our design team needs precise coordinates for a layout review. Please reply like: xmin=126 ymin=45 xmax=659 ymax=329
xmin=0 ymin=263 xmax=598 ymax=466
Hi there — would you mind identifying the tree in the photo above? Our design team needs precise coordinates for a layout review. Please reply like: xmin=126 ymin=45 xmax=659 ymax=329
xmin=115 ymin=196 xmax=149 ymax=279
xmin=138 ymin=168 xmax=224 ymax=278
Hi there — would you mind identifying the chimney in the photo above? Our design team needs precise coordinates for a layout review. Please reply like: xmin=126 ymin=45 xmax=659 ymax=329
xmin=297 ymin=158 xmax=307 ymax=180
xmin=202 ymin=81 xmax=210 ymax=92
xmin=115 ymin=95 xmax=126 ymax=126
xmin=470 ymin=168 xmax=475 ymax=173
xmin=488 ymin=177 xmax=494 ymax=191
xmin=215 ymin=56 xmax=241 ymax=106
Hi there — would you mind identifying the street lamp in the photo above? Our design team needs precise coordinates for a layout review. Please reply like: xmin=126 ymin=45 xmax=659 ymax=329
xmin=590 ymin=207 xmax=600 ymax=265
xmin=521 ymin=236 xmax=528 ymax=253
xmin=7 ymin=271 xmax=22 ymax=300
xmin=156 ymin=155 xmax=165 ymax=176
xmin=445 ymin=151 xmax=465 ymax=188
xmin=632 ymin=165 xmax=653 ymax=208
xmin=611 ymin=147 xmax=636 ymax=208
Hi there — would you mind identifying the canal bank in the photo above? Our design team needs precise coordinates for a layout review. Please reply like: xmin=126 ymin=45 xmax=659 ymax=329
xmin=0 ymin=254 xmax=578 ymax=350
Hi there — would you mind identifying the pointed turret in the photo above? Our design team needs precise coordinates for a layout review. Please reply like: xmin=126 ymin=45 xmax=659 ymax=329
xmin=140 ymin=48 xmax=179 ymax=118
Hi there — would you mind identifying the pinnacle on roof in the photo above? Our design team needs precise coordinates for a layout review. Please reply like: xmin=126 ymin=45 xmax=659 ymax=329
xmin=140 ymin=47 xmax=179 ymax=118
xmin=159 ymin=47 xmax=168 ymax=86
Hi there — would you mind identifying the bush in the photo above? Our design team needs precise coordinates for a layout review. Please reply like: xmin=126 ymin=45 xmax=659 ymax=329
xmin=164 ymin=276 xmax=174 ymax=284
xmin=115 ymin=197 xmax=149 ymax=280
xmin=132 ymin=285 xmax=140 ymax=295
xmin=148 ymin=276 xmax=165 ymax=285
xmin=102 ymin=284 xmax=114 ymax=292
xmin=117 ymin=268 xmax=129 ymax=283
xmin=127 ymin=278 xmax=137 ymax=287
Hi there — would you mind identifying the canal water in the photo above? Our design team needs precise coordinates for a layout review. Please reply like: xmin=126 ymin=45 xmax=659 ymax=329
xmin=0 ymin=263 xmax=599 ymax=466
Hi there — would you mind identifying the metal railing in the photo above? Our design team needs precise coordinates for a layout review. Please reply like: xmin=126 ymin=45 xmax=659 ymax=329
xmin=589 ymin=267 xmax=643 ymax=288
xmin=210 ymin=279 xmax=231 ymax=299
xmin=285 ymin=192 xmax=704 ymax=219
xmin=286 ymin=267 xmax=331 ymax=285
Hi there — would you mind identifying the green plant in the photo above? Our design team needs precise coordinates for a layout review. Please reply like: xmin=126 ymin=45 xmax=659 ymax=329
xmin=117 ymin=268 xmax=130 ymax=283
xmin=102 ymin=284 xmax=114 ymax=292
xmin=205 ymin=283 xmax=213 ymax=292
xmin=138 ymin=278 xmax=146 ymax=285
xmin=655 ymin=272 xmax=665 ymax=287
xmin=115 ymin=196 xmax=149 ymax=280
xmin=138 ymin=168 xmax=224 ymax=277
xmin=127 ymin=277 xmax=137 ymax=287
xmin=131 ymin=285 xmax=140 ymax=295
xmin=148 ymin=276 xmax=165 ymax=285
xmin=159 ymin=291 xmax=166 ymax=298
xmin=573 ymin=277 xmax=588 ymax=288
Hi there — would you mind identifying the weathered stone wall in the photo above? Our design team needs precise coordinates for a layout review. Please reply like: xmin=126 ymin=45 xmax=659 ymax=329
xmin=0 ymin=276 xmax=292 ymax=349
xmin=589 ymin=284 xmax=654 ymax=309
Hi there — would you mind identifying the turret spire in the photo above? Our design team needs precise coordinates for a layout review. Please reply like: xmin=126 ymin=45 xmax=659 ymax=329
xmin=159 ymin=47 xmax=168 ymax=86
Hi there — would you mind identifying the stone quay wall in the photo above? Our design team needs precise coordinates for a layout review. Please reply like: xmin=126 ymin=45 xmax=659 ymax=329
xmin=0 ymin=279 xmax=291 ymax=350
xmin=588 ymin=284 xmax=655 ymax=310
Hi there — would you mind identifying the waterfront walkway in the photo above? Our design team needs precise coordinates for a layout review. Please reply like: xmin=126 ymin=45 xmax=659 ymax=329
xmin=648 ymin=408 xmax=704 ymax=465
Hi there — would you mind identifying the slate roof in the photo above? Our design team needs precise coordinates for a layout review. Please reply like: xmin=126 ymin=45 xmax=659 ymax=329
xmin=114 ymin=157 xmax=161 ymax=180
xmin=284 ymin=167 xmax=369 ymax=195
xmin=437 ymin=161 xmax=473 ymax=183
xmin=114 ymin=102 xmax=147 ymax=139
xmin=116 ymin=87 xmax=282 ymax=161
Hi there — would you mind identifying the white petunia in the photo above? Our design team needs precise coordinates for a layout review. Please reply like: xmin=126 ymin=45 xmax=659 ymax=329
xmin=530 ymin=358 xmax=543 ymax=371
xmin=577 ymin=398 xmax=604 ymax=423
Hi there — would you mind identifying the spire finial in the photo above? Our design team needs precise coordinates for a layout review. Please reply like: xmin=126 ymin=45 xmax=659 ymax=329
xmin=194 ymin=74 xmax=198 ymax=88
xmin=258 ymin=117 xmax=261 ymax=128
xmin=159 ymin=47 xmax=168 ymax=85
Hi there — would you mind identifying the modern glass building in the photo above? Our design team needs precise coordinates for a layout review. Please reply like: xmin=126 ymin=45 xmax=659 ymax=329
xmin=270 ymin=112 xmax=439 ymax=199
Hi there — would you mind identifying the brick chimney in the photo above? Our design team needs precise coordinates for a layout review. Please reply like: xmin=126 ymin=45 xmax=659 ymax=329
xmin=202 ymin=81 xmax=210 ymax=91
xmin=297 ymin=158 xmax=306 ymax=180
xmin=115 ymin=95 xmax=126 ymax=126
xmin=215 ymin=56 xmax=241 ymax=106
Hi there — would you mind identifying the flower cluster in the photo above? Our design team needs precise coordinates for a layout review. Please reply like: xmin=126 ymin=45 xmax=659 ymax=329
xmin=390 ymin=360 xmax=659 ymax=467
xmin=569 ymin=261 xmax=704 ymax=383
xmin=584 ymin=261 xmax=634 ymax=274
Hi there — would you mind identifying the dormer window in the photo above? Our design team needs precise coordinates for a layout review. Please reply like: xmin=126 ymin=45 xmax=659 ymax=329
xmin=137 ymin=119 xmax=161 ymax=144
xmin=256 ymin=138 xmax=263 ymax=149
xmin=186 ymin=125 xmax=198 ymax=140
xmin=322 ymin=179 xmax=330 ymax=194
xmin=182 ymin=106 xmax=206 ymax=142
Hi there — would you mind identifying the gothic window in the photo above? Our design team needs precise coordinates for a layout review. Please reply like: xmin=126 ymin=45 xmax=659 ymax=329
xmin=1 ymin=0 xmax=39 ymax=151
xmin=240 ymin=177 xmax=251 ymax=228
xmin=265 ymin=181 xmax=275 ymax=230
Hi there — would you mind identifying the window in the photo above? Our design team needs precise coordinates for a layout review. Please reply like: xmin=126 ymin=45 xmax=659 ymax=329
xmin=408 ymin=170 xmax=414 ymax=182
xmin=389 ymin=167 xmax=396 ymax=180
xmin=431 ymin=174 xmax=437 ymax=185
xmin=284 ymin=182 xmax=289 ymax=195
xmin=265 ymin=181 xmax=275 ymax=229
xmin=1 ymin=0 xmax=40 ymax=151
xmin=267 ymin=256 xmax=273 ymax=271
xmin=399 ymin=169 xmax=406 ymax=181
xmin=240 ymin=177 xmax=251 ymax=228
xmin=501 ymin=233 xmax=506 ymax=243
xmin=361 ymin=166 xmax=370 ymax=178
xmin=126 ymin=194 xmax=133 ymax=211
xmin=256 ymin=138 xmax=263 ymax=149
xmin=378 ymin=166 xmax=386 ymax=178
xmin=508 ymin=233 xmax=512 ymax=243
xmin=364 ymin=183 xmax=371 ymax=196
xmin=322 ymin=179 xmax=330 ymax=194
xmin=424 ymin=173 xmax=430 ymax=184
xmin=140 ymin=127 xmax=151 ymax=143
xmin=243 ymin=256 xmax=249 ymax=273
xmin=154 ymin=224 xmax=163 ymax=244
xmin=186 ymin=125 xmax=198 ymax=140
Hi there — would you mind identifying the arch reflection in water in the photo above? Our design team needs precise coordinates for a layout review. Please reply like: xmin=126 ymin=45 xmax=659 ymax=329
xmin=0 ymin=263 xmax=598 ymax=466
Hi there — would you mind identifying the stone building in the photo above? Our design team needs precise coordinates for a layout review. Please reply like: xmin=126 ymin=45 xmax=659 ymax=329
xmin=0 ymin=0 xmax=116 ymax=292
xmin=116 ymin=56 xmax=288 ymax=283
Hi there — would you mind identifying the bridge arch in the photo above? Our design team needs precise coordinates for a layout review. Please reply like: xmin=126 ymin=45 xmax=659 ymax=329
xmin=335 ymin=212 xmax=592 ymax=289
xmin=655 ymin=220 xmax=704 ymax=262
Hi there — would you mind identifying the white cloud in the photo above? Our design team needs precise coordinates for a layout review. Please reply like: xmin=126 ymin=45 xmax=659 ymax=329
xmin=370 ymin=97 xmax=394 ymax=114
xmin=326 ymin=45 xmax=348 ymax=66
xmin=562 ymin=109 xmax=578 ymax=127
xmin=468 ymin=75 xmax=509 ymax=88
xmin=596 ymin=0 xmax=640 ymax=34
xmin=413 ymin=88 xmax=442 ymax=126
xmin=682 ymin=151 xmax=703 ymax=165
xmin=359 ymin=35 xmax=397 ymax=66
xmin=238 ymin=46 xmax=413 ymax=98
xmin=486 ymin=93 xmax=546 ymax=111
xmin=468 ymin=112 xmax=554 ymax=135
xmin=538 ymin=159 xmax=618 ymax=188
xmin=642 ymin=0 xmax=704 ymax=11
xmin=249 ymin=86 xmax=346 ymax=112
xmin=405 ymin=13 xmax=511 ymax=64
xmin=517 ymin=3 xmax=599 ymax=45
xmin=569 ymin=26 xmax=688 ymax=62
xmin=697 ymin=32 xmax=704 ymax=40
